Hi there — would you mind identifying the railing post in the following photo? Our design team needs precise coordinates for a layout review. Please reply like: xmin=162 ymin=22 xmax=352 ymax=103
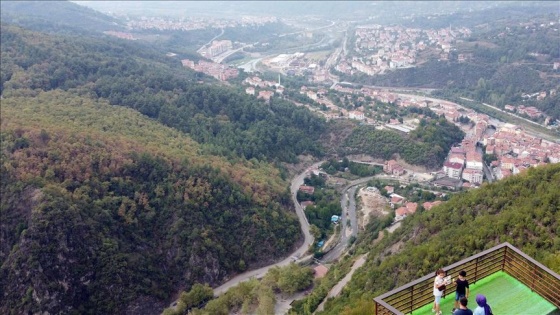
xmin=410 ymin=286 xmax=414 ymax=314
xmin=501 ymin=246 xmax=508 ymax=271
xmin=474 ymin=257 xmax=479 ymax=283
xmin=531 ymin=263 xmax=536 ymax=292
xmin=375 ymin=301 xmax=378 ymax=315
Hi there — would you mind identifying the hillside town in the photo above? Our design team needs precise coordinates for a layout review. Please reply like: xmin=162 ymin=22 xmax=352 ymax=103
xmin=168 ymin=14 xmax=560 ymax=191
xmin=124 ymin=15 xmax=278 ymax=31
xmin=237 ymin=72 xmax=560 ymax=189
xmin=337 ymin=25 xmax=472 ymax=76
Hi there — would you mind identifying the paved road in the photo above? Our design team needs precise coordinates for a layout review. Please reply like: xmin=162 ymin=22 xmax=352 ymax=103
xmin=168 ymin=162 xmax=321 ymax=309
xmin=210 ymin=162 xmax=324 ymax=296
xmin=197 ymin=28 xmax=224 ymax=54
xmin=279 ymin=20 xmax=336 ymax=38
xmin=323 ymin=176 xmax=374 ymax=263
xmin=213 ymin=43 xmax=255 ymax=64
xmin=168 ymin=163 xmax=420 ymax=308
xmin=168 ymin=165 xmax=423 ymax=311
xmin=238 ymin=57 xmax=263 ymax=73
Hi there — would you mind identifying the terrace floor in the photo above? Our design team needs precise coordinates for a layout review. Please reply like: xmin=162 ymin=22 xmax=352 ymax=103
xmin=412 ymin=271 xmax=559 ymax=315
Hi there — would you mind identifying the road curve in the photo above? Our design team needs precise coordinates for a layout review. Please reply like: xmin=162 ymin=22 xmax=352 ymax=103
xmin=167 ymin=162 xmax=320 ymax=309
xmin=210 ymin=161 xmax=324 ymax=296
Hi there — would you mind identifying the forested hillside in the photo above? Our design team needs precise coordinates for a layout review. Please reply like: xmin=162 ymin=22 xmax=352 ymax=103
xmin=341 ymin=118 xmax=465 ymax=169
xmin=0 ymin=0 xmax=125 ymax=34
xmin=0 ymin=20 xmax=327 ymax=314
xmin=0 ymin=24 xmax=326 ymax=163
xmin=0 ymin=90 xmax=303 ymax=314
xmin=314 ymin=163 xmax=560 ymax=314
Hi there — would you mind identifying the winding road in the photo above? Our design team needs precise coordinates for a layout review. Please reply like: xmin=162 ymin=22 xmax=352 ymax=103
xmin=210 ymin=161 xmax=324 ymax=296
xmin=198 ymin=162 xmax=376 ymax=295
xmin=167 ymin=161 xmax=415 ymax=311
xmin=168 ymin=162 xmax=320 ymax=309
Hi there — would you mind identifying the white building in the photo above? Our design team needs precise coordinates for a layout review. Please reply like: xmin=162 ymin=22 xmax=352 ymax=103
xmin=443 ymin=162 xmax=463 ymax=179
xmin=466 ymin=151 xmax=483 ymax=170
xmin=349 ymin=111 xmax=365 ymax=120
xmin=462 ymin=168 xmax=483 ymax=184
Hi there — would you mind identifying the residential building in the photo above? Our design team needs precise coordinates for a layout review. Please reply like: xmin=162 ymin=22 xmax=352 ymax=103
xmin=462 ymin=168 xmax=484 ymax=184
xmin=443 ymin=161 xmax=463 ymax=179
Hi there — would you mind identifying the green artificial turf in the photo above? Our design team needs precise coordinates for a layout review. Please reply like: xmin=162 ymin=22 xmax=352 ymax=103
xmin=412 ymin=271 xmax=558 ymax=315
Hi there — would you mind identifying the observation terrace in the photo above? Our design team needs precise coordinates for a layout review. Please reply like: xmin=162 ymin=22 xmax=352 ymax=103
xmin=374 ymin=242 xmax=560 ymax=315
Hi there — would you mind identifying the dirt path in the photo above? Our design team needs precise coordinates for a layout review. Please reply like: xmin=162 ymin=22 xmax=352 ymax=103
xmin=315 ymin=254 xmax=368 ymax=313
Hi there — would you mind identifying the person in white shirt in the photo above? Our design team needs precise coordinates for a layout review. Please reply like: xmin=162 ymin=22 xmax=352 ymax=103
xmin=432 ymin=268 xmax=446 ymax=315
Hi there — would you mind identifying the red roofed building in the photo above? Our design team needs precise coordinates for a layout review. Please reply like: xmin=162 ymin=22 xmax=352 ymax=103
xmin=384 ymin=160 xmax=398 ymax=174
xmin=466 ymin=151 xmax=483 ymax=170
xmin=423 ymin=200 xmax=443 ymax=210
xmin=443 ymin=161 xmax=463 ymax=179
xmin=390 ymin=194 xmax=404 ymax=205
xmin=405 ymin=202 xmax=418 ymax=214
xmin=384 ymin=160 xmax=406 ymax=176
xmin=395 ymin=202 xmax=419 ymax=220
xmin=451 ymin=147 xmax=466 ymax=155
xmin=501 ymin=156 xmax=516 ymax=170
xmin=299 ymin=185 xmax=315 ymax=194
xmin=395 ymin=207 xmax=408 ymax=220
xmin=448 ymin=153 xmax=465 ymax=165
xmin=258 ymin=90 xmax=274 ymax=101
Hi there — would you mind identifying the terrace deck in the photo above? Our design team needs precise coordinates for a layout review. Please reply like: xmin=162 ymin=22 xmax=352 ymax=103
xmin=413 ymin=271 xmax=559 ymax=315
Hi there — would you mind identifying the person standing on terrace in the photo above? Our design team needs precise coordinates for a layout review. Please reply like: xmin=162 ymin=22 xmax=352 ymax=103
xmin=473 ymin=294 xmax=493 ymax=315
xmin=453 ymin=297 xmax=473 ymax=315
xmin=452 ymin=270 xmax=470 ymax=313
xmin=432 ymin=268 xmax=446 ymax=315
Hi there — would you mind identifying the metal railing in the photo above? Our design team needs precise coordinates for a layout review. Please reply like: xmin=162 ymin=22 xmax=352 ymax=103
xmin=373 ymin=242 xmax=560 ymax=315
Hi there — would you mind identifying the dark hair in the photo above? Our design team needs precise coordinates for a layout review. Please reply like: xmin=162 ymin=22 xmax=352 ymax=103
xmin=436 ymin=268 xmax=445 ymax=276
xmin=459 ymin=270 xmax=467 ymax=277
xmin=460 ymin=297 xmax=468 ymax=307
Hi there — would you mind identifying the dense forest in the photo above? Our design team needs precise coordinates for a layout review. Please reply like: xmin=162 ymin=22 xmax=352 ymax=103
xmin=1 ymin=24 xmax=326 ymax=163
xmin=341 ymin=118 xmax=465 ymax=170
xmin=0 ymin=10 xmax=321 ymax=315
xmin=315 ymin=163 xmax=560 ymax=314
xmin=2 ymin=3 xmax=558 ymax=315
xmin=0 ymin=17 xmax=327 ymax=314
xmin=0 ymin=90 xmax=305 ymax=314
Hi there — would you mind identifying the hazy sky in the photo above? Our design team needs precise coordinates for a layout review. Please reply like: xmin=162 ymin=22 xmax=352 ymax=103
xmin=72 ymin=1 xmax=504 ymax=18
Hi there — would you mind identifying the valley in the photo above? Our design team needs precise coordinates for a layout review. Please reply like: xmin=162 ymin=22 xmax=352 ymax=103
xmin=0 ymin=1 xmax=559 ymax=315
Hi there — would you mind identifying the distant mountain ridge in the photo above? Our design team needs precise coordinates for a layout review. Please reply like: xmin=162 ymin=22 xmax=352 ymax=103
xmin=76 ymin=1 xmax=554 ymax=21
xmin=0 ymin=0 xmax=125 ymax=34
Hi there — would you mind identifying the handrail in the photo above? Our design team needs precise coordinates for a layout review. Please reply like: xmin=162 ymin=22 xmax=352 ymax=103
xmin=373 ymin=242 xmax=560 ymax=314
